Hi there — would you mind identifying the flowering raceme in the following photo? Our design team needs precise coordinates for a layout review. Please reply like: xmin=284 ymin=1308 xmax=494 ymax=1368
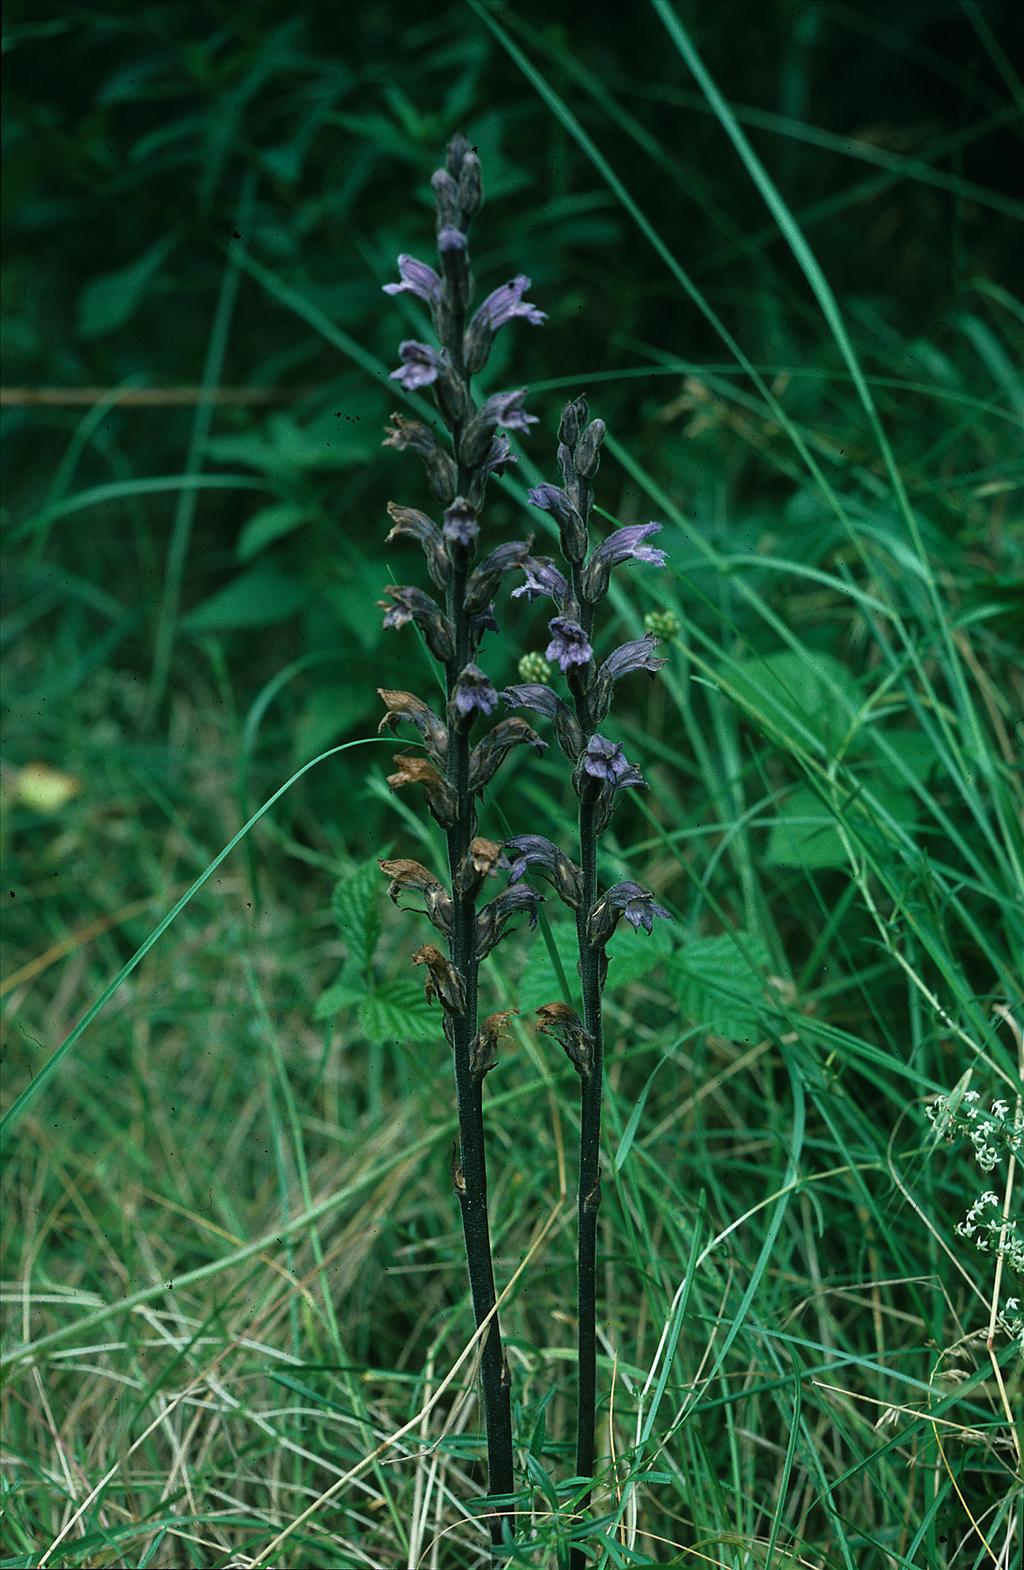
xmin=373 ymin=139 xmax=673 ymax=1563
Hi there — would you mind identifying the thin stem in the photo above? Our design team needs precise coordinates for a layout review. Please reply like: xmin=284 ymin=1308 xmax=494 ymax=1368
xmin=446 ymin=558 xmax=515 ymax=1550
xmin=569 ymin=559 xmax=603 ymax=1568
xmin=573 ymin=797 xmax=604 ymax=1520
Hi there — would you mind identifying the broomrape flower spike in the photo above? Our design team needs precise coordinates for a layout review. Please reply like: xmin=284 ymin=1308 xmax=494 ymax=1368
xmin=374 ymin=135 xmax=549 ymax=1555
xmin=511 ymin=393 xmax=672 ymax=1563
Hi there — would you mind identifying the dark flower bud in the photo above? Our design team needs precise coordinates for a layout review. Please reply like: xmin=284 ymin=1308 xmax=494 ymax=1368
xmin=469 ymin=717 xmax=547 ymax=792
xmin=465 ymin=538 xmax=533 ymax=613
xmin=587 ymin=881 xmax=671 ymax=947
xmin=449 ymin=664 xmax=500 ymax=729
xmin=454 ymin=836 xmax=509 ymax=898
xmin=476 ymin=884 xmax=542 ymax=959
xmin=459 ymin=390 xmax=537 ymax=470
xmin=469 ymin=602 xmax=499 ymax=652
xmin=446 ymin=132 xmax=472 ymax=179
xmin=377 ymin=688 xmax=448 ymax=764
xmin=574 ymin=417 xmax=606 ymax=478
xmin=589 ymin=633 xmax=667 ymax=724
xmin=379 ymin=585 xmax=455 ymax=663
xmin=412 ymin=944 xmax=466 ymax=1016
xmin=580 ymin=524 xmax=667 ymax=605
xmin=378 ymin=858 xmax=453 ymax=936
xmin=443 ymin=496 xmax=478 ymax=551
xmin=505 ymin=834 xmax=583 ymax=909
xmin=470 ymin=1009 xmax=517 ymax=1080
xmin=536 ymin=1001 xmax=595 ymax=1078
xmin=501 ymin=683 xmax=584 ymax=760
xmin=431 ymin=167 xmax=460 ymax=230
xmin=383 ymin=414 xmax=457 ymax=505
xmin=526 ymin=483 xmax=588 ymax=563
xmin=558 ymin=396 xmax=590 ymax=450
xmin=485 ymin=433 xmax=517 ymax=477
xmin=385 ymin=502 xmax=451 ymax=590
xmin=386 ymin=754 xmax=457 ymax=829
xmin=557 ymin=441 xmax=592 ymax=529
xmin=437 ymin=225 xmax=472 ymax=316
xmin=458 ymin=149 xmax=483 ymax=221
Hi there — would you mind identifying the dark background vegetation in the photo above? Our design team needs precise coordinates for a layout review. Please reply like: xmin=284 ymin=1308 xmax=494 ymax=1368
xmin=2 ymin=2 xmax=1022 ymax=1567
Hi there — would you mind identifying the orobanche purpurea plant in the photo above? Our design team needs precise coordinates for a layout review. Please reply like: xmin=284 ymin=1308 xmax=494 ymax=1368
xmin=375 ymin=135 xmax=670 ymax=1556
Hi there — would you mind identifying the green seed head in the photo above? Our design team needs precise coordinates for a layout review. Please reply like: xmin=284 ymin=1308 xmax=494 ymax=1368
xmin=644 ymin=609 xmax=680 ymax=641
xmin=518 ymin=651 xmax=552 ymax=684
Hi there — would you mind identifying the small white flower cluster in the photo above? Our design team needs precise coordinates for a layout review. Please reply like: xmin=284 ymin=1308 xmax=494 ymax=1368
xmin=926 ymin=1089 xmax=1023 ymax=1173
xmin=955 ymin=1191 xmax=1024 ymax=1274
xmin=1003 ymin=1298 xmax=1024 ymax=1355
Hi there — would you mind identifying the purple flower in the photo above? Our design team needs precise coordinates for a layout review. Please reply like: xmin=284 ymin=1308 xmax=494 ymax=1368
xmin=582 ymin=523 xmax=667 ymax=601
xmin=473 ymin=274 xmax=546 ymax=331
xmin=501 ymin=683 xmax=565 ymax=720
xmin=443 ymin=497 xmax=478 ymax=547
xmin=390 ymin=340 xmax=444 ymax=391
xmin=501 ymin=682 xmax=585 ymax=761
xmin=511 ymin=557 xmax=569 ymax=609
xmin=582 ymin=734 xmax=635 ymax=782
xmin=479 ymin=388 xmax=537 ymax=433
xmin=588 ymin=880 xmax=671 ymax=946
xmin=609 ymin=882 xmax=671 ymax=933
xmin=451 ymin=664 xmax=499 ymax=721
xmin=505 ymin=834 xmax=582 ymax=909
xmin=383 ymin=255 xmax=441 ymax=307
xmin=600 ymin=635 xmax=667 ymax=682
xmin=527 ymin=483 xmax=578 ymax=527
xmin=546 ymin=616 xmax=593 ymax=671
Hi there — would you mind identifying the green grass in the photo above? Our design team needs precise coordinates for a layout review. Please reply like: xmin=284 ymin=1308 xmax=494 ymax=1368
xmin=3 ymin=1 xmax=1023 ymax=1565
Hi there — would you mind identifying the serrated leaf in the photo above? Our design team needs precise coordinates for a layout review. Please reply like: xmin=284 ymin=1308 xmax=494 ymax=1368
xmin=331 ymin=859 xmax=382 ymax=974
xmin=606 ymin=910 xmax=675 ymax=988
xmin=237 ymin=502 xmax=311 ymax=561
xmin=359 ymin=980 xmax=440 ymax=1044
xmin=77 ymin=232 xmax=177 ymax=339
xmin=517 ymin=920 xmax=581 ymax=1014
xmin=313 ymin=970 xmax=368 ymax=1020
xmin=667 ymin=931 xmax=771 ymax=1041
xmin=182 ymin=566 xmax=307 ymax=631
xmin=725 ymin=649 xmax=861 ymax=758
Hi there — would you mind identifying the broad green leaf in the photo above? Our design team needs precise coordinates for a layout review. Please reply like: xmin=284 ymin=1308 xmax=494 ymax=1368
xmin=331 ymin=859 xmax=382 ymax=974
xmin=77 ymin=232 xmax=177 ymax=339
xmin=517 ymin=920 xmax=581 ymax=1014
xmin=359 ymin=980 xmax=441 ymax=1045
xmin=237 ymin=502 xmax=312 ymax=561
xmin=765 ymin=785 xmax=845 ymax=870
xmin=724 ymin=649 xmax=862 ymax=757
xmin=182 ymin=567 xmax=308 ymax=631
xmin=313 ymin=969 xmax=368 ymax=1021
xmin=606 ymin=909 xmax=676 ymax=988
xmin=667 ymin=930 xmax=771 ymax=1041
xmin=766 ymin=781 xmax=917 ymax=870
xmin=292 ymin=683 xmax=375 ymax=767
